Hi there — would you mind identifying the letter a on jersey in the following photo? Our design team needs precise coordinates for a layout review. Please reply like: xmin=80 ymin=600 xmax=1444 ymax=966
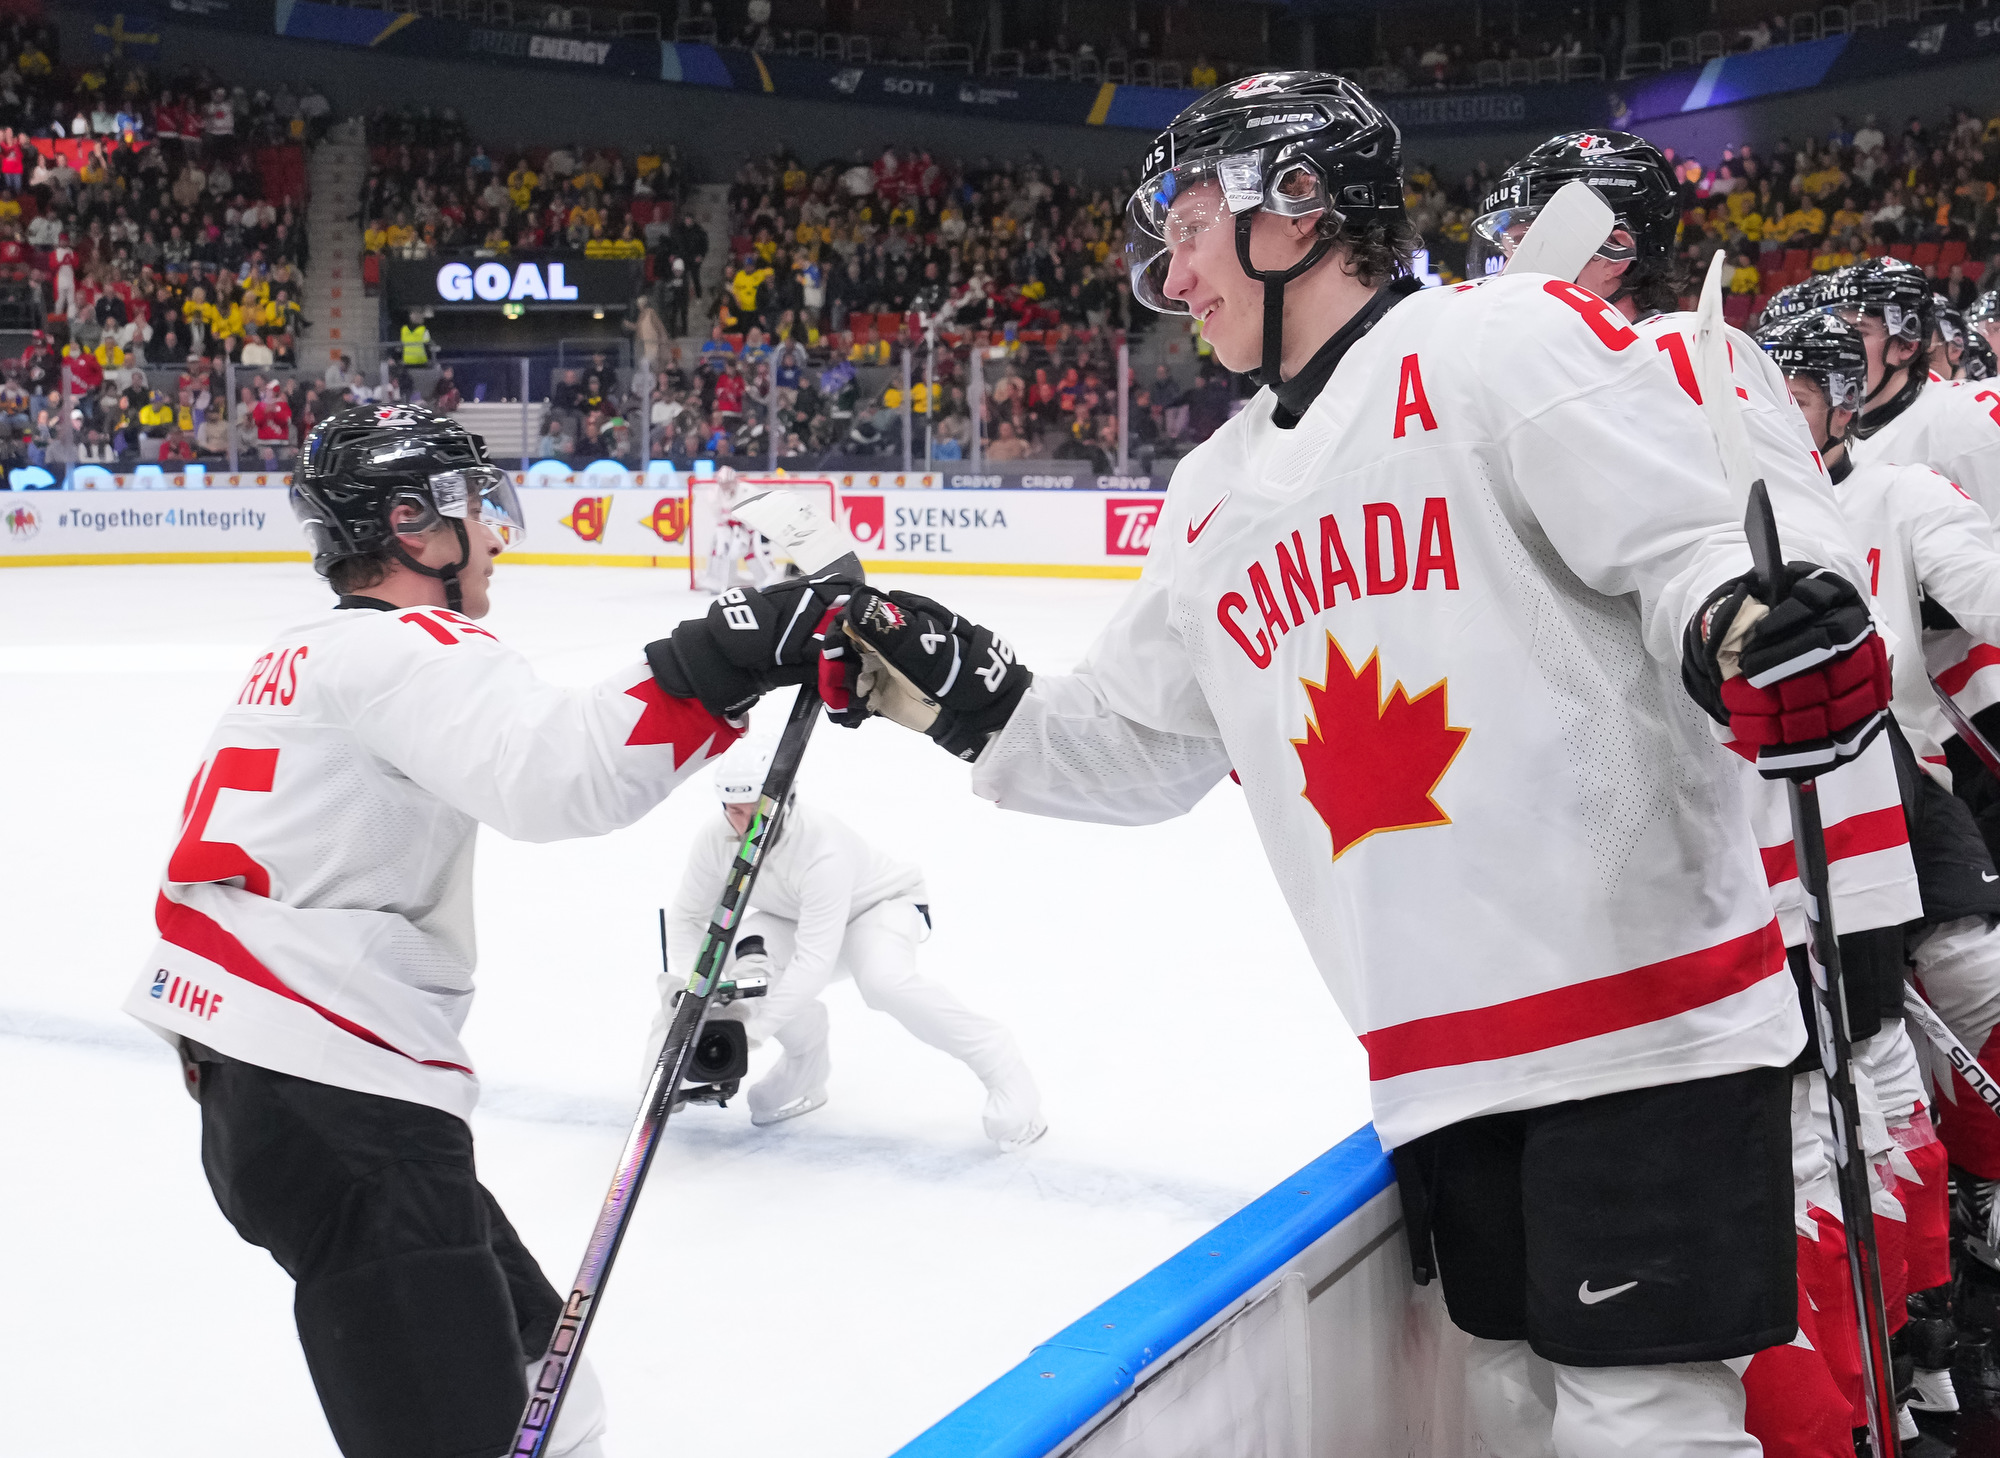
xmin=1292 ymin=633 xmax=1468 ymax=860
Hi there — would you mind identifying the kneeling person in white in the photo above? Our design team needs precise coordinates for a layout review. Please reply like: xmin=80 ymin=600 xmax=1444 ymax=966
xmin=659 ymin=742 xmax=1044 ymax=1147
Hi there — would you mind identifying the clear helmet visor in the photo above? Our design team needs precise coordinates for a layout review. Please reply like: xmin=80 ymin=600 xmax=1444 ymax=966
xmin=429 ymin=464 xmax=526 ymax=544
xmin=1838 ymin=302 xmax=1922 ymax=344
xmin=1123 ymin=151 xmax=1328 ymax=314
xmin=1469 ymin=200 xmax=1634 ymax=279
xmin=1124 ymin=160 xmax=1239 ymax=315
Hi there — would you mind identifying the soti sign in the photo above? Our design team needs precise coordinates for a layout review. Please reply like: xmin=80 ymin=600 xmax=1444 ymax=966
xmin=437 ymin=260 xmax=581 ymax=303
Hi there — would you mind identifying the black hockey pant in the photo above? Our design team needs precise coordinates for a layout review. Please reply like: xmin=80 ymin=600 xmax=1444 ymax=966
xmin=191 ymin=1051 xmax=562 ymax=1458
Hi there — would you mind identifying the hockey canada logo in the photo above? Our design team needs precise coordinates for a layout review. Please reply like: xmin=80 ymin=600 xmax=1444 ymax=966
xmin=4 ymin=503 xmax=38 ymax=540
xmin=842 ymin=494 xmax=885 ymax=547
xmin=640 ymin=496 xmax=688 ymax=544
xmin=1293 ymin=634 xmax=1469 ymax=861
xmin=1105 ymin=498 xmax=1161 ymax=556
xmin=559 ymin=495 xmax=612 ymax=543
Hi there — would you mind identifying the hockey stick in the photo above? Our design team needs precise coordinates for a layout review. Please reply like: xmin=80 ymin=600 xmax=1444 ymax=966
xmin=1930 ymin=673 xmax=2000 ymax=783
xmin=509 ymin=682 xmax=823 ymax=1458
xmin=1903 ymin=982 xmax=2000 ymax=1124
xmin=512 ymin=525 xmax=865 ymax=1458
xmin=1692 ymin=250 xmax=1902 ymax=1458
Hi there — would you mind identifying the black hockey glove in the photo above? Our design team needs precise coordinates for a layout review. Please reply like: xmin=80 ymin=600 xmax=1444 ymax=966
xmin=1682 ymin=561 xmax=1891 ymax=780
xmin=647 ymin=567 xmax=859 ymax=721
xmin=836 ymin=587 xmax=1031 ymax=761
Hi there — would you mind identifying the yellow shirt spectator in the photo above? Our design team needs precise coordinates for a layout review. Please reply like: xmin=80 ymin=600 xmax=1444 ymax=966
xmin=1725 ymin=190 xmax=1757 ymax=221
xmin=636 ymin=151 xmax=662 ymax=177
xmin=782 ymin=163 xmax=806 ymax=193
xmin=1189 ymin=59 xmax=1217 ymax=89
xmin=363 ymin=222 xmax=389 ymax=253
xmin=730 ymin=265 xmax=773 ymax=312
xmin=1729 ymin=262 xmax=1760 ymax=294
xmin=212 ymin=302 xmax=245 ymax=341
xmin=1801 ymin=167 xmax=1846 ymax=200
xmin=1831 ymin=205 xmax=1866 ymax=234
xmin=139 ymin=400 xmax=173 ymax=430
xmin=753 ymin=237 xmax=778 ymax=263
xmin=385 ymin=222 xmax=416 ymax=249
xmin=18 ymin=45 xmax=51 ymax=76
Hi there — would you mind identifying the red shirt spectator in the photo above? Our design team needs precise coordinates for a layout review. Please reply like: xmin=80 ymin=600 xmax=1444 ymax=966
xmin=713 ymin=369 xmax=745 ymax=417
xmin=252 ymin=391 xmax=292 ymax=443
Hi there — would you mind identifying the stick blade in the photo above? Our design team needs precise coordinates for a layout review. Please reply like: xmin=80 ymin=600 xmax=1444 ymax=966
xmin=1502 ymin=179 xmax=1616 ymax=283
xmin=731 ymin=489 xmax=857 ymax=576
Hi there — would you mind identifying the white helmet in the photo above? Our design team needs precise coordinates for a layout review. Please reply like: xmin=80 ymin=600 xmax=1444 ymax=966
xmin=711 ymin=740 xmax=775 ymax=805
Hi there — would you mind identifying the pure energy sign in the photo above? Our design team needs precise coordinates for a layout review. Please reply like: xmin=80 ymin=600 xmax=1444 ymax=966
xmin=436 ymin=261 xmax=582 ymax=303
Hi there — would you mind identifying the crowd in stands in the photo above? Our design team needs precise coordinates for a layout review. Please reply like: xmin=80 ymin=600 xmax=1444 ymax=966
xmin=0 ymin=23 xmax=338 ymax=474
xmin=1417 ymin=105 xmax=2000 ymax=329
xmin=360 ymin=108 xmax=694 ymax=270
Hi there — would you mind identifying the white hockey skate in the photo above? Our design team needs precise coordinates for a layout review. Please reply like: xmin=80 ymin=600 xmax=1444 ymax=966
xmin=1908 ymin=1365 xmax=1961 ymax=1415
xmin=982 ymin=1057 xmax=1044 ymax=1151
xmin=750 ymin=1088 xmax=828 ymax=1127
xmin=996 ymin=1117 xmax=1048 ymax=1154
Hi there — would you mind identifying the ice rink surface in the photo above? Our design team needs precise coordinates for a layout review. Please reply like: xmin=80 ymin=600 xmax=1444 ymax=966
xmin=1 ymin=560 xmax=1371 ymax=1457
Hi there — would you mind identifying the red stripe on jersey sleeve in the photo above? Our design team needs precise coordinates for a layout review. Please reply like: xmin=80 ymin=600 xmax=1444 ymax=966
xmin=1356 ymin=919 xmax=1785 ymax=1082
xmin=155 ymin=892 xmax=474 ymax=1076
xmin=1937 ymin=644 xmax=2000 ymax=698
xmin=1759 ymin=804 xmax=1909 ymax=887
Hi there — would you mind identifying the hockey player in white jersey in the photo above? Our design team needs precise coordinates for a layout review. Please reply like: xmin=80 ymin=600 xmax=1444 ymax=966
xmin=124 ymin=405 xmax=859 ymax=1458
xmin=653 ymin=740 xmax=1044 ymax=1146
xmin=1481 ymin=134 xmax=1948 ymax=1450
xmin=831 ymin=74 xmax=1893 ymax=1455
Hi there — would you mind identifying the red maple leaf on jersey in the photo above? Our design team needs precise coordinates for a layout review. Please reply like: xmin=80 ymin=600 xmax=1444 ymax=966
xmin=1292 ymin=634 xmax=1469 ymax=861
xmin=623 ymin=676 xmax=740 ymax=768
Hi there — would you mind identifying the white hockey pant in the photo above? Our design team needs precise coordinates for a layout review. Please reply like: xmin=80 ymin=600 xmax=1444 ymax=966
xmin=732 ymin=899 xmax=1037 ymax=1127
xmin=1465 ymin=1337 xmax=1757 ymax=1458
xmin=1913 ymin=913 xmax=2000 ymax=1062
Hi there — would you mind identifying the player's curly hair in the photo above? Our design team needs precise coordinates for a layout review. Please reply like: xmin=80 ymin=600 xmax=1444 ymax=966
xmin=327 ymin=549 xmax=393 ymax=595
xmin=1315 ymin=210 xmax=1424 ymax=289
xmin=1625 ymin=253 xmax=1689 ymax=316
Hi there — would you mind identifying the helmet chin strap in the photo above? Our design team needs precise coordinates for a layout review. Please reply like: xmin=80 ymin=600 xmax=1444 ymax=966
xmin=389 ymin=517 xmax=470 ymax=612
xmin=1236 ymin=212 xmax=1338 ymax=385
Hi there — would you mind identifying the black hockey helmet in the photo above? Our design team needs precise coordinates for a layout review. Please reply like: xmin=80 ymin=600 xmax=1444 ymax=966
xmin=1967 ymin=288 xmax=2000 ymax=331
xmin=1755 ymin=311 xmax=1868 ymax=417
xmin=291 ymin=403 xmax=524 ymax=609
xmin=1819 ymin=257 xmax=1935 ymax=345
xmin=1961 ymin=330 xmax=1997 ymax=381
xmin=1123 ymin=70 xmax=1404 ymax=383
xmin=1470 ymin=131 xmax=1680 ymax=282
xmin=1757 ymin=274 xmax=1837 ymax=325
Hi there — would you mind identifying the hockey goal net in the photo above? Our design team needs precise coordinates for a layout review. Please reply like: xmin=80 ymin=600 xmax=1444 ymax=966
xmin=688 ymin=471 xmax=838 ymax=594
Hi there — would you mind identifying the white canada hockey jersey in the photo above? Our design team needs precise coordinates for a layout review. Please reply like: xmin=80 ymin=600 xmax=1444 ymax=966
xmin=1631 ymin=311 xmax=1917 ymax=948
xmin=124 ymin=603 xmax=741 ymax=1120
xmin=664 ymin=802 xmax=927 ymax=989
xmin=972 ymin=275 xmax=1866 ymax=1147
xmin=1833 ymin=454 xmax=2000 ymax=784
xmin=1851 ymin=380 xmax=2000 ymax=723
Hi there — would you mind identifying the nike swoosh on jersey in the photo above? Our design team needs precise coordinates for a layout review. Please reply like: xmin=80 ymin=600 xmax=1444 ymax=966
xmin=1187 ymin=494 xmax=1230 ymax=544
xmin=1577 ymin=1279 xmax=1638 ymax=1305
xmin=1985 ymin=873 xmax=1998 ymax=883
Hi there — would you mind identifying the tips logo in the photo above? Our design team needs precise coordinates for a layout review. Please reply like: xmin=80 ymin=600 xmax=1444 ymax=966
xmin=4 ymin=503 xmax=38 ymax=540
xmin=1292 ymin=634 xmax=1469 ymax=861
xmin=641 ymin=496 xmax=688 ymax=544
xmin=842 ymin=494 xmax=885 ymax=548
xmin=1105 ymin=498 xmax=1161 ymax=556
xmin=559 ymin=495 xmax=613 ymax=543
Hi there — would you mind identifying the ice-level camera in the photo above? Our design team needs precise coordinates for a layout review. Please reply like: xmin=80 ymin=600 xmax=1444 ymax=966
xmin=671 ymin=934 xmax=769 ymax=1108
